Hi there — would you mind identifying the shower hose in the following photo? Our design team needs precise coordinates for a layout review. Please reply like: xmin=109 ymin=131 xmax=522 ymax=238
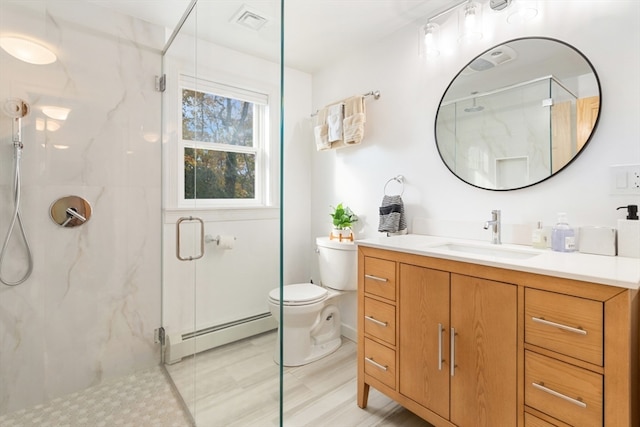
xmin=0 ymin=144 xmax=33 ymax=286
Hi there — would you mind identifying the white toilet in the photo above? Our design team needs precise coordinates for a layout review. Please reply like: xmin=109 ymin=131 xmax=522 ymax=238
xmin=267 ymin=237 xmax=357 ymax=366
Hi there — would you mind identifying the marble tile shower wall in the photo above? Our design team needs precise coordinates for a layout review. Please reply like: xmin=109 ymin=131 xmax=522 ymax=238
xmin=0 ymin=3 xmax=164 ymax=414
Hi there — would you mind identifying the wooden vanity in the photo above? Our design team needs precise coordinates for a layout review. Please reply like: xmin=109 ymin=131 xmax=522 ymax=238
xmin=357 ymin=242 xmax=639 ymax=427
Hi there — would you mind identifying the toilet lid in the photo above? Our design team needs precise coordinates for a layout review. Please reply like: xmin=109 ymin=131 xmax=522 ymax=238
xmin=269 ymin=283 xmax=328 ymax=306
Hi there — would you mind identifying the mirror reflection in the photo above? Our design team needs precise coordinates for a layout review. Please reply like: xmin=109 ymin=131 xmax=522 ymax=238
xmin=435 ymin=37 xmax=601 ymax=190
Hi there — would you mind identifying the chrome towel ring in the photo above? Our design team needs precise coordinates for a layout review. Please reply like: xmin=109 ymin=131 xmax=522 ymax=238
xmin=384 ymin=175 xmax=404 ymax=196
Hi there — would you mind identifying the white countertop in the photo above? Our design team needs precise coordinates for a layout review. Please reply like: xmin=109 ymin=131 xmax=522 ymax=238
xmin=356 ymin=234 xmax=640 ymax=290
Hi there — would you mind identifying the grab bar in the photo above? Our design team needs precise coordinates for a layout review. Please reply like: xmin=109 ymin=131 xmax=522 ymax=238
xmin=176 ymin=216 xmax=205 ymax=261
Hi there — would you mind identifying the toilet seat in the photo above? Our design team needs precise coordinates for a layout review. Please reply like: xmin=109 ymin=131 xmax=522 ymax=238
xmin=268 ymin=283 xmax=328 ymax=306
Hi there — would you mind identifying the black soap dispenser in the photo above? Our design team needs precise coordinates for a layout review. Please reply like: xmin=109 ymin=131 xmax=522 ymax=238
xmin=616 ymin=205 xmax=639 ymax=258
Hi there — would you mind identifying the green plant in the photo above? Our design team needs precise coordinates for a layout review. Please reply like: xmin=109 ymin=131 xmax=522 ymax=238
xmin=330 ymin=203 xmax=358 ymax=230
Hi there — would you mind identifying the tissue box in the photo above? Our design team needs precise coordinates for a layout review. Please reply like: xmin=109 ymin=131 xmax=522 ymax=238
xmin=578 ymin=226 xmax=617 ymax=256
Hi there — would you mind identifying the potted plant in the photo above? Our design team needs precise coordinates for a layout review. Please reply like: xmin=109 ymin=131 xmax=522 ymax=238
xmin=329 ymin=203 xmax=358 ymax=241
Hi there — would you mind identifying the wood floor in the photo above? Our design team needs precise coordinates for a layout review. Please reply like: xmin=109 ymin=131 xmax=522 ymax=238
xmin=165 ymin=331 xmax=434 ymax=427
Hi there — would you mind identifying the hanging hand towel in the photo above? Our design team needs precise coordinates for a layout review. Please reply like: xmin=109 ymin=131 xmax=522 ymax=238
xmin=327 ymin=103 xmax=344 ymax=143
xmin=313 ymin=107 xmax=330 ymax=151
xmin=343 ymin=95 xmax=366 ymax=145
xmin=378 ymin=195 xmax=407 ymax=235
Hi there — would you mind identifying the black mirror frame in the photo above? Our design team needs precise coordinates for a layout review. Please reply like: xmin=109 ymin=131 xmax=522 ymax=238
xmin=434 ymin=36 xmax=602 ymax=191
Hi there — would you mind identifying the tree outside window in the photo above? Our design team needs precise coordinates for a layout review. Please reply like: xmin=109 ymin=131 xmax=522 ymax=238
xmin=181 ymin=87 xmax=263 ymax=201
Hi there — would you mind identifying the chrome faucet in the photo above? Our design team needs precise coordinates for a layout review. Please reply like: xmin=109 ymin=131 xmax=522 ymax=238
xmin=483 ymin=210 xmax=501 ymax=244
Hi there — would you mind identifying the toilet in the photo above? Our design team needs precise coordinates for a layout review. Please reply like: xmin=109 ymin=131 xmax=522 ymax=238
xmin=267 ymin=237 xmax=357 ymax=366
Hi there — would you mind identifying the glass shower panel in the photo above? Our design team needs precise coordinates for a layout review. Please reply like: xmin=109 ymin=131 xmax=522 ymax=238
xmin=161 ymin=1 xmax=199 ymax=421
xmin=161 ymin=1 xmax=283 ymax=425
xmin=1 ymin=0 xmax=164 ymax=419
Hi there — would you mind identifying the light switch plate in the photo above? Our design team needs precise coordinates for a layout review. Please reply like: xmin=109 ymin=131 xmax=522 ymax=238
xmin=610 ymin=164 xmax=640 ymax=195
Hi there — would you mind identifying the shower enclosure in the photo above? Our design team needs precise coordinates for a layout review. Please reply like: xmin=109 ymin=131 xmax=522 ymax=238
xmin=0 ymin=1 xmax=284 ymax=425
xmin=436 ymin=75 xmax=580 ymax=189
xmin=159 ymin=1 xmax=283 ymax=425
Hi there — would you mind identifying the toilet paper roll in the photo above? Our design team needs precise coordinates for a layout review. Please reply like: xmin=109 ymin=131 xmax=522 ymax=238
xmin=216 ymin=235 xmax=235 ymax=250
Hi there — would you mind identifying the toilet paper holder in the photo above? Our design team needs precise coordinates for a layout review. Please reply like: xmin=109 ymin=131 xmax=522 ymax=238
xmin=205 ymin=234 xmax=236 ymax=248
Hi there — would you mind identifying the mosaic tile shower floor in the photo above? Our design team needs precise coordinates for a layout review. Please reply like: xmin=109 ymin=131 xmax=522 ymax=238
xmin=0 ymin=366 xmax=192 ymax=427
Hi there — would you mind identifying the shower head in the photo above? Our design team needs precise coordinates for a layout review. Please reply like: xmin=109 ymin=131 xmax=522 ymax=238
xmin=464 ymin=104 xmax=485 ymax=113
xmin=4 ymin=98 xmax=30 ymax=119
xmin=464 ymin=93 xmax=484 ymax=113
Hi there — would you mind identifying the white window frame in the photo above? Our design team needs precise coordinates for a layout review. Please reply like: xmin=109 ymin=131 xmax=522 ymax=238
xmin=176 ymin=74 xmax=271 ymax=209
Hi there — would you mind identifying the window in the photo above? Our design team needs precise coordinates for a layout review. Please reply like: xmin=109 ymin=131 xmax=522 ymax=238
xmin=180 ymin=76 xmax=268 ymax=206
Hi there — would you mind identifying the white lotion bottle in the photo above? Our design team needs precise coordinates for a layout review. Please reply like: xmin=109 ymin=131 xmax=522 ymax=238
xmin=551 ymin=213 xmax=576 ymax=252
xmin=616 ymin=205 xmax=640 ymax=258
xmin=531 ymin=221 xmax=547 ymax=249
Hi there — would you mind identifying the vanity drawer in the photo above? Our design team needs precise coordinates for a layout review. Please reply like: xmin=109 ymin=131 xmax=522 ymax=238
xmin=363 ymin=338 xmax=396 ymax=389
xmin=525 ymin=351 xmax=602 ymax=427
xmin=525 ymin=288 xmax=603 ymax=365
xmin=364 ymin=257 xmax=396 ymax=301
xmin=364 ymin=297 xmax=396 ymax=346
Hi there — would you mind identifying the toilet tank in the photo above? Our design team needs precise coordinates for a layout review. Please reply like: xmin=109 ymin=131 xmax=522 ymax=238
xmin=316 ymin=237 xmax=357 ymax=291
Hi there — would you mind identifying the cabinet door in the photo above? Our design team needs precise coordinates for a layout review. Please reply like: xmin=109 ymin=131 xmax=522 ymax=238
xmin=450 ymin=274 xmax=517 ymax=427
xmin=398 ymin=264 xmax=450 ymax=419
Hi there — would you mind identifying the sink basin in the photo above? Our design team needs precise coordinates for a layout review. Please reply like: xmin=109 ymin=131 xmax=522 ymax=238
xmin=430 ymin=243 xmax=541 ymax=260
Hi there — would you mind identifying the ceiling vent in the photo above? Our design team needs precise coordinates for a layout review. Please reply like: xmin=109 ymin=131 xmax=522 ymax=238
xmin=461 ymin=45 xmax=517 ymax=75
xmin=231 ymin=5 xmax=269 ymax=31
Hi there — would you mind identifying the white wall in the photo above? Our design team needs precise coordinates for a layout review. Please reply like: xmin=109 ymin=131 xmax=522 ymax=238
xmin=308 ymin=1 xmax=640 ymax=335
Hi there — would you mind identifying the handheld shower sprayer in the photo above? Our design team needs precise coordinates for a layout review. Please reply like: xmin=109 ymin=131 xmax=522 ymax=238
xmin=4 ymin=98 xmax=30 ymax=148
xmin=1 ymin=97 xmax=33 ymax=286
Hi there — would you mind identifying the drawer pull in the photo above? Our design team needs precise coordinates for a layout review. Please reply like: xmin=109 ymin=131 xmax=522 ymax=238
xmin=365 ymin=274 xmax=388 ymax=283
xmin=365 ymin=357 xmax=388 ymax=371
xmin=532 ymin=382 xmax=587 ymax=408
xmin=531 ymin=316 xmax=587 ymax=335
xmin=365 ymin=316 xmax=388 ymax=327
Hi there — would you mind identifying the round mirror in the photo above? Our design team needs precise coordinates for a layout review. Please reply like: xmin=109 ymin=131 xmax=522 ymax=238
xmin=435 ymin=37 xmax=601 ymax=191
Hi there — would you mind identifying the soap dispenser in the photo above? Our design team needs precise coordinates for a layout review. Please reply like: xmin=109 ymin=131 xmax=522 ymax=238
xmin=616 ymin=205 xmax=639 ymax=258
xmin=551 ymin=213 xmax=576 ymax=252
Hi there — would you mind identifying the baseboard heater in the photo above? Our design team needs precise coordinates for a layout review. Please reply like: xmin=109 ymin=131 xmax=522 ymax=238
xmin=164 ymin=313 xmax=277 ymax=364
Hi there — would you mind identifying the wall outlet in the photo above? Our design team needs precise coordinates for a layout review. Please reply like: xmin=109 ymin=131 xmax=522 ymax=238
xmin=610 ymin=164 xmax=640 ymax=195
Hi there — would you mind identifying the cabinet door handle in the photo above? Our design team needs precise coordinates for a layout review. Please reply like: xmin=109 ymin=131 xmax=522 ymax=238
xmin=365 ymin=316 xmax=388 ymax=327
xmin=532 ymin=382 xmax=587 ymax=408
xmin=450 ymin=327 xmax=456 ymax=377
xmin=531 ymin=316 xmax=587 ymax=335
xmin=438 ymin=323 xmax=443 ymax=371
xmin=365 ymin=274 xmax=388 ymax=282
xmin=364 ymin=357 xmax=388 ymax=371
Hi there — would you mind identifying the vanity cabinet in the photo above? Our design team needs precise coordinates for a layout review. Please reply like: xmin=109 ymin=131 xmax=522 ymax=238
xmin=398 ymin=264 xmax=517 ymax=425
xmin=357 ymin=245 xmax=639 ymax=427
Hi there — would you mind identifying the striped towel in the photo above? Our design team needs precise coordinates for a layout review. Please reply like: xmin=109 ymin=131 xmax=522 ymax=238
xmin=378 ymin=195 xmax=407 ymax=234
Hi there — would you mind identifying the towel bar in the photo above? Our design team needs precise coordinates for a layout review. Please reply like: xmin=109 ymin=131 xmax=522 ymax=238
xmin=310 ymin=90 xmax=380 ymax=117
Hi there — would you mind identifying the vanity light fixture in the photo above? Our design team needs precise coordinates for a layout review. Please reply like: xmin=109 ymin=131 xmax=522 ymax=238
xmin=423 ymin=23 xmax=440 ymax=58
xmin=506 ymin=0 xmax=539 ymax=24
xmin=0 ymin=36 xmax=57 ymax=65
xmin=458 ymin=1 xmax=484 ymax=43
xmin=420 ymin=0 xmax=484 ymax=59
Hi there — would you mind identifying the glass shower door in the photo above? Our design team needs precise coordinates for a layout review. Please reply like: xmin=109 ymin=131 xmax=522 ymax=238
xmin=160 ymin=1 xmax=283 ymax=425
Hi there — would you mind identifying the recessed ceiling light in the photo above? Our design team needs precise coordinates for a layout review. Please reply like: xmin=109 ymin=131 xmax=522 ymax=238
xmin=0 ymin=36 xmax=57 ymax=65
